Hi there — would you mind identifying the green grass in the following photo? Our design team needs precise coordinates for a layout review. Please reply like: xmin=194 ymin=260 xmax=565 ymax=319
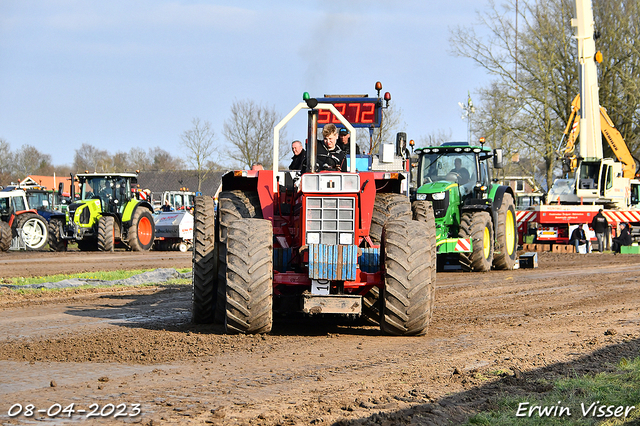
xmin=465 ymin=358 xmax=640 ymax=425
xmin=4 ymin=268 xmax=192 ymax=287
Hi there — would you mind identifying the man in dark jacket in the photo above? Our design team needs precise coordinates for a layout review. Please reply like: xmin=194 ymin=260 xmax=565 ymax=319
xmin=612 ymin=223 xmax=632 ymax=253
xmin=289 ymin=140 xmax=306 ymax=170
xmin=591 ymin=209 xmax=608 ymax=251
xmin=570 ymin=224 xmax=590 ymax=253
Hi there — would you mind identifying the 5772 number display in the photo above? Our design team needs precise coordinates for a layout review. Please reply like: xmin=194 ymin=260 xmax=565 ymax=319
xmin=317 ymin=98 xmax=382 ymax=128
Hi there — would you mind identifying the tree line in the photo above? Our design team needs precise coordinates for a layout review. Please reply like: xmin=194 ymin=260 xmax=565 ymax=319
xmin=450 ymin=0 xmax=640 ymax=190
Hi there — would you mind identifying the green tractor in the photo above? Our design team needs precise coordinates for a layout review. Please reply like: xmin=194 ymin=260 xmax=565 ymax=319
xmin=413 ymin=140 xmax=517 ymax=272
xmin=49 ymin=172 xmax=155 ymax=252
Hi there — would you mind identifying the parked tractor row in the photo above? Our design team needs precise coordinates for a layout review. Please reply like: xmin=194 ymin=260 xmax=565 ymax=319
xmin=0 ymin=174 xmax=194 ymax=252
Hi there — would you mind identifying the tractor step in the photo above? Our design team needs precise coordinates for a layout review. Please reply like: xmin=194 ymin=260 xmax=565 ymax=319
xmin=301 ymin=294 xmax=362 ymax=315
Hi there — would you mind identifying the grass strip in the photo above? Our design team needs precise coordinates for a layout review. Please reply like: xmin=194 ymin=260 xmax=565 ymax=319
xmin=466 ymin=357 xmax=640 ymax=425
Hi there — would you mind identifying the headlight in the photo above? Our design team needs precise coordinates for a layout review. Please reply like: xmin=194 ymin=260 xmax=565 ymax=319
xmin=416 ymin=193 xmax=427 ymax=201
xmin=339 ymin=233 xmax=353 ymax=245
xmin=307 ymin=232 xmax=320 ymax=244
xmin=432 ymin=192 xmax=446 ymax=200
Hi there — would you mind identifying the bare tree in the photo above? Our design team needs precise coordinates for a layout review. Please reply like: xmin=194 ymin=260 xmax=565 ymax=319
xmin=0 ymin=138 xmax=12 ymax=184
xmin=111 ymin=151 xmax=131 ymax=172
xmin=150 ymin=147 xmax=186 ymax=171
xmin=416 ymin=129 xmax=454 ymax=148
xmin=451 ymin=0 xmax=640 ymax=189
xmin=181 ymin=117 xmax=217 ymax=192
xmin=223 ymin=100 xmax=285 ymax=169
xmin=128 ymin=147 xmax=151 ymax=171
xmin=14 ymin=145 xmax=54 ymax=177
xmin=73 ymin=143 xmax=110 ymax=173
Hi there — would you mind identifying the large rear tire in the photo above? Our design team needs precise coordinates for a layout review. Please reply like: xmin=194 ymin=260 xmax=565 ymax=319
xmin=493 ymin=193 xmax=517 ymax=270
xmin=0 ymin=221 xmax=11 ymax=252
xmin=216 ymin=191 xmax=263 ymax=324
xmin=411 ymin=200 xmax=437 ymax=319
xmin=48 ymin=218 xmax=67 ymax=252
xmin=370 ymin=193 xmax=412 ymax=245
xmin=381 ymin=219 xmax=435 ymax=336
xmin=192 ymin=196 xmax=217 ymax=324
xmin=459 ymin=211 xmax=494 ymax=272
xmin=14 ymin=213 xmax=48 ymax=250
xmin=225 ymin=218 xmax=273 ymax=334
xmin=97 ymin=216 xmax=115 ymax=252
xmin=128 ymin=208 xmax=155 ymax=251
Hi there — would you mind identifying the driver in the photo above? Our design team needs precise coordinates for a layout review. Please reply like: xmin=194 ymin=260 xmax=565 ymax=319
xmin=315 ymin=124 xmax=347 ymax=172
xmin=450 ymin=158 xmax=470 ymax=184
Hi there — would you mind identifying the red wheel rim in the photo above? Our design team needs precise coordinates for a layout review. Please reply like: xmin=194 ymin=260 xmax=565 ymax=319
xmin=138 ymin=216 xmax=153 ymax=246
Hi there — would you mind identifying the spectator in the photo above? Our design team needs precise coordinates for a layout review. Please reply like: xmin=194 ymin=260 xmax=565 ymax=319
xmin=570 ymin=224 xmax=590 ymax=253
xmin=315 ymin=124 xmax=346 ymax=172
xmin=289 ymin=140 xmax=306 ymax=170
xmin=612 ymin=223 xmax=632 ymax=253
xmin=337 ymin=128 xmax=360 ymax=155
xmin=161 ymin=200 xmax=173 ymax=212
xmin=251 ymin=162 xmax=264 ymax=171
xmin=591 ymin=209 xmax=608 ymax=252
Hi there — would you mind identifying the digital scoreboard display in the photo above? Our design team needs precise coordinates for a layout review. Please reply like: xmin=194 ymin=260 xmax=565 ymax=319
xmin=316 ymin=97 xmax=382 ymax=128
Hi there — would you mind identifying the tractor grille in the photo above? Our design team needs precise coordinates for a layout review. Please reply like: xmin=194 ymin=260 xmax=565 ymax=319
xmin=305 ymin=197 xmax=355 ymax=246
xmin=427 ymin=192 xmax=450 ymax=219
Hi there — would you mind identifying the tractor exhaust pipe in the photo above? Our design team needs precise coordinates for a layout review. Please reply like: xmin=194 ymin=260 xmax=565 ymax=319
xmin=307 ymin=109 xmax=319 ymax=173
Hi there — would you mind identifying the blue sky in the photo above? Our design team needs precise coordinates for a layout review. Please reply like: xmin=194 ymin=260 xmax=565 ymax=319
xmin=0 ymin=0 xmax=493 ymax=167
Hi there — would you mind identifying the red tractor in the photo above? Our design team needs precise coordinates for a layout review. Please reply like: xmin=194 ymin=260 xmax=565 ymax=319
xmin=192 ymin=83 xmax=436 ymax=335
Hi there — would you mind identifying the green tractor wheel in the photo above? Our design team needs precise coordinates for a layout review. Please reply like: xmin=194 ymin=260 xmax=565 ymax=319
xmin=459 ymin=211 xmax=494 ymax=272
xmin=493 ymin=193 xmax=518 ymax=270
xmin=97 ymin=216 xmax=115 ymax=252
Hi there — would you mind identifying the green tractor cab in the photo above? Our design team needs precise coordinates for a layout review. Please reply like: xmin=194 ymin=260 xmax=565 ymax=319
xmin=413 ymin=141 xmax=517 ymax=271
xmin=49 ymin=173 xmax=155 ymax=251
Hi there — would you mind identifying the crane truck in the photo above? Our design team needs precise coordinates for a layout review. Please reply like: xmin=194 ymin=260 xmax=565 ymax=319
xmin=517 ymin=0 xmax=640 ymax=248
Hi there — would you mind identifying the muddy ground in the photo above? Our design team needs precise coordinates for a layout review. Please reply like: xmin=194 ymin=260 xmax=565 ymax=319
xmin=0 ymin=251 xmax=639 ymax=425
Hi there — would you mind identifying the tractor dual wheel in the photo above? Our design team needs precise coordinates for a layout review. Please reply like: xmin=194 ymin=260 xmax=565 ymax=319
xmin=381 ymin=219 xmax=435 ymax=336
xmin=128 ymin=208 xmax=155 ymax=251
xmin=97 ymin=216 xmax=115 ymax=252
xmin=48 ymin=218 xmax=67 ymax=252
xmin=225 ymin=218 xmax=273 ymax=334
xmin=459 ymin=211 xmax=494 ymax=272
xmin=370 ymin=193 xmax=412 ymax=245
xmin=14 ymin=213 xmax=48 ymax=251
xmin=216 ymin=191 xmax=263 ymax=324
xmin=411 ymin=200 xmax=437 ymax=319
xmin=192 ymin=196 xmax=217 ymax=324
xmin=493 ymin=193 xmax=517 ymax=270
xmin=0 ymin=221 xmax=11 ymax=252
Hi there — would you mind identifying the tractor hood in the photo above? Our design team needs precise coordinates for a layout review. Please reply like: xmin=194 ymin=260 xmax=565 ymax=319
xmin=416 ymin=180 xmax=458 ymax=194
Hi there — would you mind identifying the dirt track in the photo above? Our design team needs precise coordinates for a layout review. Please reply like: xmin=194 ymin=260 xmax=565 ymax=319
xmin=0 ymin=251 xmax=639 ymax=425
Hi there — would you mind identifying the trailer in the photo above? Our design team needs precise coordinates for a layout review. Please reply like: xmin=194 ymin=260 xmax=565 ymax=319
xmin=153 ymin=210 xmax=193 ymax=252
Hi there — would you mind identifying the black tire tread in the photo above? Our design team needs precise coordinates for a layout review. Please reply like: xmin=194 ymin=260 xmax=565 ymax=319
xmin=382 ymin=219 xmax=434 ymax=336
xmin=493 ymin=193 xmax=517 ymax=270
xmin=411 ymin=200 xmax=437 ymax=319
xmin=0 ymin=221 xmax=11 ymax=252
xmin=192 ymin=196 xmax=217 ymax=324
xmin=48 ymin=218 xmax=67 ymax=252
xmin=370 ymin=193 xmax=411 ymax=245
xmin=225 ymin=219 xmax=273 ymax=334
xmin=216 ymin=190 xmax=263 ymax=324
xmin=459 ymin=211 xmax=493 ymax=272
xmin=97 ymin=216 xmax=115 ymax=252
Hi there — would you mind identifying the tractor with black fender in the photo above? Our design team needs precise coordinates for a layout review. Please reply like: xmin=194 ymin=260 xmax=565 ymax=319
xmin=413 ymin=140 xmax=517 ymax=271
xmin=192 ymin=82 xmax=436 ymax=335
xmin=48 ymin=172 xmax=155 ymax=251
